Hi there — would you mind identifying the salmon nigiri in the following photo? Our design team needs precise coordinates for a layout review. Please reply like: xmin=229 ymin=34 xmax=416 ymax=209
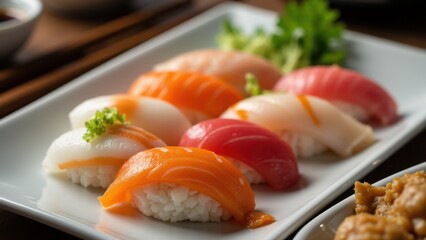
xmin=128 ymin=71 xmax=243 ymax=124
xmin=154 ymin=49 xmax=282 ymax=95
xmin=43 ymin=124 xmax=166 ymax=188
xmin=179 ymin=119 xmax=300 ymax=190
xmin=221 ymin=93 xmax=375 ymax=158
xmin=99 ymin=146 xmax=274 ymax=228
xmin=273 ymin=65 xmax=398 ymax=126
xmin=69 ymin=95 xmax=191 ymax=145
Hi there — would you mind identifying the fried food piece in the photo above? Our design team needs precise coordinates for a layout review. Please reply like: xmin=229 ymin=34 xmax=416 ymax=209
xmin=335 ymin=213 xmax=413 ymax=240
xmin=335 ymin=171 xmax=426 ymax=239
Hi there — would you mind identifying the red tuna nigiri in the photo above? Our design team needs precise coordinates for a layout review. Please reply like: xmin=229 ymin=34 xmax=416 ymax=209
xmin=273 ymin=65 xmax=398 ymax=126
xmin=179 ymin=119 xmax=300 ymax=190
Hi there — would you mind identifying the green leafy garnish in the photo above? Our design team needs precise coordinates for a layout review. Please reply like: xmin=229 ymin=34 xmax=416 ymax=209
xmin=245 ymin=73 xmax=285 ymax=97
xmin=217 ymin=0 xmax=345 ymax=74
xmin=245 ymin=73 xmax=265 ymax=96
xmin=83 ymin=107 xmax=127 ymax=143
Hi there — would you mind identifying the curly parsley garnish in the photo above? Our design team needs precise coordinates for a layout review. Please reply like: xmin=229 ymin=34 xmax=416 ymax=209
xmin=245 ymin=73 xmax=264 ymax=96
xmin=217 ymin=0 xmax=345 ymax=74
xmin=245 ymin=73 xmax=274 ymax=97
xmin=83 ymin=107 xmax=127 ymax=142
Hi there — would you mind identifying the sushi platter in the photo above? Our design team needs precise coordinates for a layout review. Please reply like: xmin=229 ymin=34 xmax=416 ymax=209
xmin=0 ymin=2 xmax=426 ymax=240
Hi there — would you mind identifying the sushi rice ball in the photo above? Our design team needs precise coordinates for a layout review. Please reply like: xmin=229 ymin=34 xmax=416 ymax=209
xmin=99 ymin=147 xmax=275 ymax=228
xmin=153 ymin=49 xmax=282 ymax=95
xmin=221 ymin=93 xmax=375 ymax=158
xmin=273 ymin=65 xmax=398 ymax=126
xmin=127 ymin=71 xmax=243 ymax=124
xmin=180 ymin=118 xmax=300 ymax=190
xmin=69 ymin=94 xmax=191 ymax=146
xmin=43 ymin=125 xmax=166 ymax=188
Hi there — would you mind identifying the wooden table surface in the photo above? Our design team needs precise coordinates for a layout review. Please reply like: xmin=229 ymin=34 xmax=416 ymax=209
xmin=0 ymin=0 xmax=425 ymax=239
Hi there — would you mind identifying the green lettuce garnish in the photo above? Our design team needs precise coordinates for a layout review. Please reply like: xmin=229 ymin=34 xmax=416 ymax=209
xmin=245 ymin=73 xmax=285 ymax=97
xmin=217 ymin=0 xmax=345 ymax=74
xmin=83 ymin=107 xmax=127 ymax=143
xmin=245 ymin=73 xmax=266 ymax=96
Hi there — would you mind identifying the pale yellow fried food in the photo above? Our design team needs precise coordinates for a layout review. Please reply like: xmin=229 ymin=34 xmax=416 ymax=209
xmin=335 ymin=171 xmax=426 ymax=239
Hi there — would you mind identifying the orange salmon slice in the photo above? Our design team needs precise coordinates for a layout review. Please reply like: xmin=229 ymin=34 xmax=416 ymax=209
xmin=128 ymin=71 xmax=243 ymax=118
xmin=99 ymin=146 xmax=274 ymax=227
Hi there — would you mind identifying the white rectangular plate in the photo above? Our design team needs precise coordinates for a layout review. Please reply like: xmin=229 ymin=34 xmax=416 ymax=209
xmin=1 ymin=2 xmax=426 ymax=240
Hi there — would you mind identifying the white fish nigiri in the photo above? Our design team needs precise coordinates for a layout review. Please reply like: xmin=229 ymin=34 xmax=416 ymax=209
xmin=153 ymin=49 xmax=282 ymax=95
xmin=221 ymin=93 xmax=374 ymax=158
xmin=69 ymin=95 xmax=191 ymax=145
xmin=43 ymin=125 xmax=166 ymax=188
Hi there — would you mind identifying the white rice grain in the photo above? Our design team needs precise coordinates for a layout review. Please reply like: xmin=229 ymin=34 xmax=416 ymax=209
xmin=131 ymin=183 xmax=231 ymax=223
xmin=332 ymin=100 xmax=369 ymax=123
xmin=66 ymin=165 xmax=118 ymax=188
xmin=280 ymin=131 xmax=327 ymax=158
xmin=277 ymin=101 xmax=368 ymax=159
xmin=227 ymin=158 xmax=264 ymax=184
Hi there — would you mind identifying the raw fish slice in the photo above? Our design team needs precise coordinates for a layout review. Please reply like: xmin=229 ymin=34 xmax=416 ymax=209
xmin=43 ymin=125 xmax=166 ymax=188
xmin=128 ymin=71 xmax=243 ymax=123
xmin=179 ymin=119 xmax=299 ymax=190
xmin=221 ymin=93 xmax=374 ymax=158
xmin=99 ymin=146 xmax=274 ymax=228
xmin=273 ymin=65 xmax=398 ymax=126
xmin=154 ymin=49 xmax=282 ymax=95
xmin=69 ymin=95 xmax=191 ymax=145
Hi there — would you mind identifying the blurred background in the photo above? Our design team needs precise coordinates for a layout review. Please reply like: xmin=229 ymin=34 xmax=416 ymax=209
xmin=330 ymin=0 xmax=426 ymax=48
xmin=5 ymin=0 xmax=426 ymax=65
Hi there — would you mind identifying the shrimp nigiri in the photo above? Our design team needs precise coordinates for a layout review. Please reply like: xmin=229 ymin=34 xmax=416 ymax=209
xmin=99 ymin=146 xmax=274 ymax=228
xmin=179 ymin=119 xmax=299 ymax=190
xmin=43 ymin=123 xmax=166 ymax=188
xmin=273 ymin=65 xmax=398 ymax=126
xmin=128 ymin=71 xmax=243 ymax=124
xmin=69 ymin=95 xmax=191 ymax=145
xmin=221 ymin=93 xmax=374 ymax=158
xmin=154 ymin=49 xmax=282 ymax=95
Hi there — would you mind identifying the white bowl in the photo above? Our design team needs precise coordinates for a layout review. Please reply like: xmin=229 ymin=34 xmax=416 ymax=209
xmin=0 ymin=0 xmax=42 ymax=60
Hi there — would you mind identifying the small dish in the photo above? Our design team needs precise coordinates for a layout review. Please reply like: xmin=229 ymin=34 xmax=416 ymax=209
xmin=294 ymin=161 xmax=426 ymax=240
xmin=0 ymin=0 xmax=42 ymax=60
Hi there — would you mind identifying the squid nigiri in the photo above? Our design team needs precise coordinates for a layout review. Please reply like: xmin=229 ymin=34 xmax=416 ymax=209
xmin=221 ymin=93 xmax=374 ymax=158
xmin=43 ymin=124 xmax=166 ymax=188
xmin=99 ymin=146 xmax=274 ymax=228
xmin=179 ymin=119 xmax=299 ymax=190
xmin=69 ymin=95 xmax=191 ymax=145
xmin=153 ymin=49 xmax=282 ymax=95
xmin=128 ymin=71 xmax=243 ymax=124
xmin=273 ymin=65 xmax=398 ymax=126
